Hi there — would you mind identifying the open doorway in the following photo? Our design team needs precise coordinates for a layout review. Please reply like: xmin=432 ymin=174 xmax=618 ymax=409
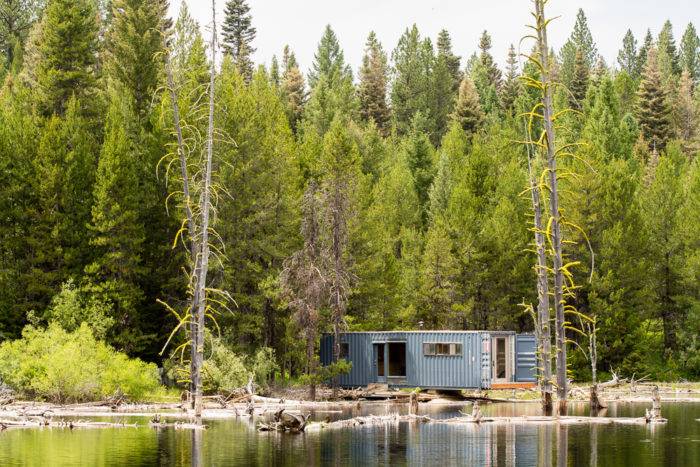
xmin=388 ymin=342 xmax=406 ymax=378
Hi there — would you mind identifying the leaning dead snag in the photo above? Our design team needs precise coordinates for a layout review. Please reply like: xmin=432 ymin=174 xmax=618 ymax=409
xmin=532 ymin=0 xmax=569 ymax=416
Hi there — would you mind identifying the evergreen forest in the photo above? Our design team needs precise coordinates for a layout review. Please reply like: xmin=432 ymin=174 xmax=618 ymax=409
xmin=1 ymin=0 xmax=699 ymax=400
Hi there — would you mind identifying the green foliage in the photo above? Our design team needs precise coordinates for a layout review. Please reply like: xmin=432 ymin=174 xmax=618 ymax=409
xmin=299 ymin=359 xmax=352 ymax=386
xmin=105 ymin=0 xmax=168 ymax=120
xmin=41 ymin=279 xmax=114 ymax=340
xmin=391 ymin=25 xmax=435 ymax=136
xmin=222 ymin=0 xmax=256 ymax=80
xmin=0 ymin=323 xmax=159 ymax=402
xmin=559 ymin=8 xmax=597 ymax=88
xmin=37 ymin=0 xmax=99 ymax=116
xmin=201 ymin=337 xmax=250 ymax=394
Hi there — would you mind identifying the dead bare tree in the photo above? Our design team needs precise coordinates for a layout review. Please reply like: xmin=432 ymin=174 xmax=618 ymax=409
xmin=162 ymin=20 xmax=202 ymax=410
xmin=320 ymin=121 xmax=358 ymax=398
xmin=524 ymin=125 xmax=554 ymax=415
xmin=280 ymin=181 xmax=329 ymax=401
xmin=190 ymin=0 xmax=219 ymax=423
xmin=533 ymin=0 xmax=569 ymax=416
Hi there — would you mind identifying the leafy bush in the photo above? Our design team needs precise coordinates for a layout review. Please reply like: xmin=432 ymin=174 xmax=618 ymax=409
xmin=251 ymin=347 xmax=279 ymax=388
xmin=0 ymin=323 xmax=159 ymax=402
xmin=298 ymin=359 xmax=352 ymax=386
xmin=201 ymin=337 xmax=250 ymax=393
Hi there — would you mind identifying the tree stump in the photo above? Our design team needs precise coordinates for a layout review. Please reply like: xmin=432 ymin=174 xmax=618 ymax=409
xmin=645 ymin=386 xmax=662 ymax=422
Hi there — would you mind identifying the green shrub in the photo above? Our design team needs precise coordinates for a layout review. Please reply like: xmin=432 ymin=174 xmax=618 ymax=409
xmin=0 ymin=323 xmax=159 ymax=402
xmin=201 ymin=337 xmax=249 ymax=393
xmin=251 ymin=347 xmax=279 ymax=388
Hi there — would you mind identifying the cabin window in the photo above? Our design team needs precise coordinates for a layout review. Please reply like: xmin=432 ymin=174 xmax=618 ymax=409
xmin=423 ymin=342 xmax=463 ymax=356
xmin=339 ymin=343 xmax=349 ymax=359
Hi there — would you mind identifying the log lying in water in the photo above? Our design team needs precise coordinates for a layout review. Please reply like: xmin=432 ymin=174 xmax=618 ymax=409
xmin=434 ymin=414 xmax=666 ymax=425
xmin=0 ymin=418 xmax=137 ymax=429
xmin=304 ymin=413 xmax=431 ymax=431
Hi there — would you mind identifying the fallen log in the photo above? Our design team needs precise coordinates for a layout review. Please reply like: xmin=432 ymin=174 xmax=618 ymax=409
xmin=0 ymin=418 xmax=138 ymax=429
xmin=304 ymin=413 xmax=430 ymax=431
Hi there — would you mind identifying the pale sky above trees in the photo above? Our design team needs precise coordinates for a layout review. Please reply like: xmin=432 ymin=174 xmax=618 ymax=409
xmin=170 ymin=0 xmax=699 ymax=73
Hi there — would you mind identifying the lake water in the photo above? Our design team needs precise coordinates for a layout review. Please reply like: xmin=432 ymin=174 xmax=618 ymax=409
xmin=1 ymin=401 xmax=698 ymax=466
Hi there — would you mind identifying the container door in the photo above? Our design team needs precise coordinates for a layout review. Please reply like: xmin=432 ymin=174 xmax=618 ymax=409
xmin=492 ymin=336 xmax=509 ymax=383
xmin=373 ymin=343 xmax=386 ymax=383
xmin=515 ymin=334 xmax=537 ymax=382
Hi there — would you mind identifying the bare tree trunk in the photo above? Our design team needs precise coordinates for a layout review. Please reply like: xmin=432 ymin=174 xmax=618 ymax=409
xmin=307 ymin=335 xmax=316 ymax=401
xmin=330 ymin=185 xmax=346 ymax=400
xmin=164 ymin=25 xmax=201 ymax=411
xmin=527 ymin=154 xmax=553 ymax=415
xmin=535 ymin=0 xmax=568 ymax=416
xmin=192 ymin=0 xmax=218 ymax=424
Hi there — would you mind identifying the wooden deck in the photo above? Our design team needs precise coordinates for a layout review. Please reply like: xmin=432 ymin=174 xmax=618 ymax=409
xmin=490 ymin=382 xmax=537 ymax=390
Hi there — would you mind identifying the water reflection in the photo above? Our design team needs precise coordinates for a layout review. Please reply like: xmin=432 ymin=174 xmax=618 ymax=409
xmin=0 ymin=402 xmax=695 ymax=466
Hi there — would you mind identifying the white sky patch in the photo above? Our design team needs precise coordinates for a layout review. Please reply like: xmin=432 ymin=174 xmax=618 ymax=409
xmin=169 ymin=0 xmax=699 ymax=75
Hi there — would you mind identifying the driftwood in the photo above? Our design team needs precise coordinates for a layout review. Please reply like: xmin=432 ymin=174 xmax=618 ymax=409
xmin=304 ymin=413 xmax=430 ymax=431
xmin=598 ymin=370 xmax=627 ymax=388
xmin=257 ymin=409 xmax=310 ymax=433
xmin=0 ymin=418 xmax=137 ymax=429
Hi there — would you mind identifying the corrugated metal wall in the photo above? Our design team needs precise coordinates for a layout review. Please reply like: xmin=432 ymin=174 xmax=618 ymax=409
xmin=321 ymin=331 xmax=490 ymax=389
xmin=320 ymin=331 xmax=538 ymax=389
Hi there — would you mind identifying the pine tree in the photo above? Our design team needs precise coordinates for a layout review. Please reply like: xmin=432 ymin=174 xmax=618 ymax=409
xmin=642 ymin=146 xmax=686 ymax=353
xmin=559 ymin=8 xmax=597 ymax=87
xmin=436 ymin=29 xmax=461 ymax=93
xmin=105 ymin=0 xmax=169 ymax=120
xmin=570 ymin=48 xmax=590 ymax=110
xmin=37 ymin=0 xmax=99 ymax=116
xmin=281 ymin=55 xmax=306 ymax=133
xmin=27 ymin=98 xmax=99 ymax=316
xmin=637 ymin=29 xmax=654 ymax=75
xmin=0 ymin=0 xmax=43 ymax=67
xmin=417 ymin=220 xmax=457 ymax=329
xmin=478 ymin=30 xmax=502 ymax=90
xmin=269 ymin=55 xmax=280 ymax=87
xmin=401 ymin=115 xmax=435 ymax=228
xmin=282 ymin=44 xmax=298 ymax=70
xmin=307 ymin=25 xmax=351 ymax=89
xmin=636 ymin=47 xmax=673 ymax=150
xmin=500 ymin=44 xmax=521 ymax=113
xmin=358 ymin=32 xmax=390 ymax=135
xmin=451 ymin=77 xmax=484 ymax=135
xmin=673 ymin=70 xmax=699 ymax=154
xmin=617 ymin=29 xmax=638 ymax=77
xmin=391 ymin=25 xmax=435 ymax=136
xmin=85 ymin=86 xmax=146 ymax=353
xmin=657 ymin=20 xmax=680 ymax=77
xmin=222 ymin=0 xmax=256 ymax=81
xmin=680 ymin=23 xmax=700 ymax=82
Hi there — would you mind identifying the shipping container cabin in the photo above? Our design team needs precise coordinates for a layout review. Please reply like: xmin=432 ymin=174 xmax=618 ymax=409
xmin=319 ymin=331 xmax=537 ymax=390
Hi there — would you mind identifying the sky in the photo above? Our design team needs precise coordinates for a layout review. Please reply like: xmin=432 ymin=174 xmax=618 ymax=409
xmin=168 ymin=0 xmax=700 ymax=73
